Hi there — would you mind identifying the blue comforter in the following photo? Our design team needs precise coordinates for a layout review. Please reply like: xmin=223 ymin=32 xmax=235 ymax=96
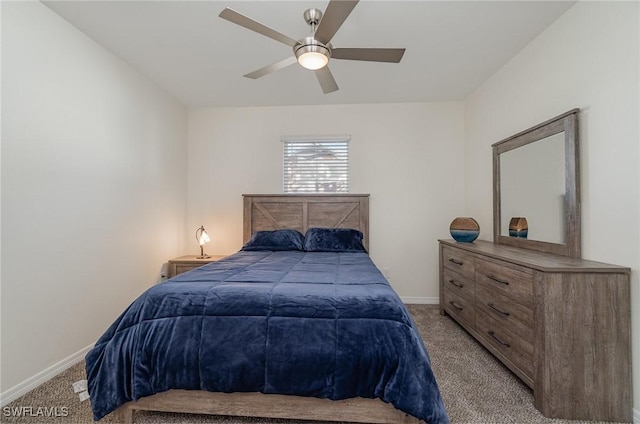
xmin=86 ymin=251 xmax=449 ymax=423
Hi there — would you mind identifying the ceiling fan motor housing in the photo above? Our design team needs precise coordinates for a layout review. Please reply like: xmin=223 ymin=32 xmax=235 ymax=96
xmin=294 ymin=37 xmax=332 ymax=58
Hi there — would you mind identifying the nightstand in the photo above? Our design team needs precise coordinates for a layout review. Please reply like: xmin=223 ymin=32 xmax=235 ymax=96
xmin=167 ymin=255 xmax=227 ymax=278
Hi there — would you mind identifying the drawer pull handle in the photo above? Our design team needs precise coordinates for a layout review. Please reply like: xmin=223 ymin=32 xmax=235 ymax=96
xmin=448 ymin=279 xmax=464 ymax=289
xmin=488 ymin=331 xmax=510 ymax=347
xmin=449 ymin=301 xmax=464 ymax=311
xmin=487 ymin=302 xmax=510 ymax=316
xmin=448 ymin=258 xmax=463 ymax=266
xmin=487 ymin=274 xmax=510 ymax=285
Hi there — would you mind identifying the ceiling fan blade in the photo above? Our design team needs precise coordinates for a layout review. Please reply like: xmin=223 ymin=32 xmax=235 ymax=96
xmin=314 ymin=0 xmax=359 ymax=45
xmin=219 ymin=8 xmax=298 ymax=47
xmin=315 ymin=67 xmax=339 ymax=94
xmin=332 ymin=48 xmax=406 ymax=63
xmin=243 ymin=56 xmax=298 ymax=79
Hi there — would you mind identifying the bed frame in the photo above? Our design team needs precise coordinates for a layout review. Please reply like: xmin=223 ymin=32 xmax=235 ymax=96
xmin=114 ymin=194 xmax=421 ymax=424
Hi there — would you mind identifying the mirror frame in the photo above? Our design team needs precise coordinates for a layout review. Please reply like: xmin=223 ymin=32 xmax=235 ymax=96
xmin=492 ymin=109 xmax=581 ymax=258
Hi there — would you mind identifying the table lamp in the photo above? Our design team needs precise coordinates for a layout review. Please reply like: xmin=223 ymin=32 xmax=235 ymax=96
xmin=196 ymin=225 xmax=211 ymax=259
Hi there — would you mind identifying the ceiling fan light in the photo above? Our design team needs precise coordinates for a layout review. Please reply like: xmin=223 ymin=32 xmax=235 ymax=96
xmin=298 ymin=51 xmax=329 ymax=70
xmin=295 ymin=42 xmax=330 ymax=70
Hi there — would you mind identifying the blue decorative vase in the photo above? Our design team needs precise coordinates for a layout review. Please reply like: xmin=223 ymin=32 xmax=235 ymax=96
xmin=509 ymin=217 xmax=528 ymax=238
xmin=449 ymin=217 xmax=480 ymax=243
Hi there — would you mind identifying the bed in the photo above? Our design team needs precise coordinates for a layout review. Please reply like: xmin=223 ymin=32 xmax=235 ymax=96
xmin=86 ymin=194 xmax=448 ymax=424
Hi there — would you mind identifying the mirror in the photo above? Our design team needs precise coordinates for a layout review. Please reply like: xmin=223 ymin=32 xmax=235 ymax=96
xmin=493 ymin=109 xmax=580 ymax=258
xmin=500 ymin=132 xmax=565 ymax=243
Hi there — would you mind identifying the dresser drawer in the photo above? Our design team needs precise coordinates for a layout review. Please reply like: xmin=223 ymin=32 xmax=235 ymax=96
xmin=476 ymin=309 xmax=534 ymax=383
xmin=442 ymin=246 xmax=475 ymax=279
xmin=475 ymin=285 xmax=533 ymax=344
xmin=443 ymin=268 xmax=475 ymax=302
xmin=475 ymin=258 xmax=533 ymax=308
xmin=443 ymin=285 xmax=475 ymax=328
xmin=173 ymin=264 xmax=203 ymax=276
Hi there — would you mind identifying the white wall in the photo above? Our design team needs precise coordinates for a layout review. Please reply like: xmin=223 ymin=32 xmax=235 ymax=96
xmin=1 ymin=1 xmax=188 ymax=394
xmin=464 ymin=0 xmax=639 ymax=411
xmin=187 ymin=102 xmax=465 ymax=300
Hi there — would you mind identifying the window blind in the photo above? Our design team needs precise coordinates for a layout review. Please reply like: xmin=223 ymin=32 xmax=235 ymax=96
xmin=282 ymin=136 xmax=350 ymax=193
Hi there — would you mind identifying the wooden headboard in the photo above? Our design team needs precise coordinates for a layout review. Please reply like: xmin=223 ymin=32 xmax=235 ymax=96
xmin=243 ymin=194 xmax=370 ymax=251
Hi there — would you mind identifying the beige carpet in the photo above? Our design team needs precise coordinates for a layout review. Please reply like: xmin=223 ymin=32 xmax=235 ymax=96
xmin=1 ymin=305 xmax=618 ymax=424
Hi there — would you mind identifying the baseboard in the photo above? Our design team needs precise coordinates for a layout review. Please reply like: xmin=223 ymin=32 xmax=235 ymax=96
xmin=634 ymin=407 xmax=640 ymax=424
xmin=401 ymin=296 xmax=439 ymax=305
xmin=0 ymin=343 xmax=93 ymax=407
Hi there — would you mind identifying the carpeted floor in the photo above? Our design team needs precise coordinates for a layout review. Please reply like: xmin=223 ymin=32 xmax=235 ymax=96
xmin=1 ymin=305 xmax=618 ymax=424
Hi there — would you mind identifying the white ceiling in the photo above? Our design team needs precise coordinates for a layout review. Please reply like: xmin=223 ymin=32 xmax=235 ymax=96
xmin=43 ymin=1 xmax=575 ymax=108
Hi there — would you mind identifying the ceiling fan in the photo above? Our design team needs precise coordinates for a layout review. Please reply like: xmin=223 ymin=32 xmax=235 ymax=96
xmin=219 ymin=0 xmax=406 ymax=94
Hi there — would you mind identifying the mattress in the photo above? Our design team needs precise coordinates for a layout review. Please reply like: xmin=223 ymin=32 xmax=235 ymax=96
xmin=85 ymin=250 xmax=449 ymax=423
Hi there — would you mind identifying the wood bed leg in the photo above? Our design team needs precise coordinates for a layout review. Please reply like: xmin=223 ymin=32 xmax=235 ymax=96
xmin=114 ymin=405 xmax=134 ymax=424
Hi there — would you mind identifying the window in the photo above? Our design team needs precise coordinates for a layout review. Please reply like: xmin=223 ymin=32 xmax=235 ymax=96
xmin=282 ymin=135 xmax=350 ymax=193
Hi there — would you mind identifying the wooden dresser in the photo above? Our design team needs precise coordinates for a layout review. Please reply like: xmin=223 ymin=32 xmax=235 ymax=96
xmin=439 ymin=239 xmax=631 ymax=422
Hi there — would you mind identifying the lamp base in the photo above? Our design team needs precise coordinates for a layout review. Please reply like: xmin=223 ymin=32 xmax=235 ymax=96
xmin=197 ymin=254 xmax=211 ymax=259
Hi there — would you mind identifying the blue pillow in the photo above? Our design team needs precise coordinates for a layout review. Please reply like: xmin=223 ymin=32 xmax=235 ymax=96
xmin=241 ymin=229 xmax=305 ymax=251
xmin=304 ymin=228 xmax=367 ymax=252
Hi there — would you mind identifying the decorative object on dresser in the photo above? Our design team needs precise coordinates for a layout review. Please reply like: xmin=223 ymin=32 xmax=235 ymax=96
xmin=449 ymin=217 xmax=480 ymax=242
xmin=167 ymin=255 xmax=226 ymax=278
xmin=508 ymin=217 xmax=528 ymax=238
xmin=440 ymin=108 xmax=632 ymax=422
xmin=195 ymin=225 xmax=212 ymax=258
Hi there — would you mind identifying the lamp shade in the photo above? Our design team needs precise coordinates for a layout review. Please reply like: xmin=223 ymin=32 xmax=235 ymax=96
xmin=198 ymin=229 xmax=211 ymax=245
xmin=195 ymin=226 xmax=211 ymax=258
